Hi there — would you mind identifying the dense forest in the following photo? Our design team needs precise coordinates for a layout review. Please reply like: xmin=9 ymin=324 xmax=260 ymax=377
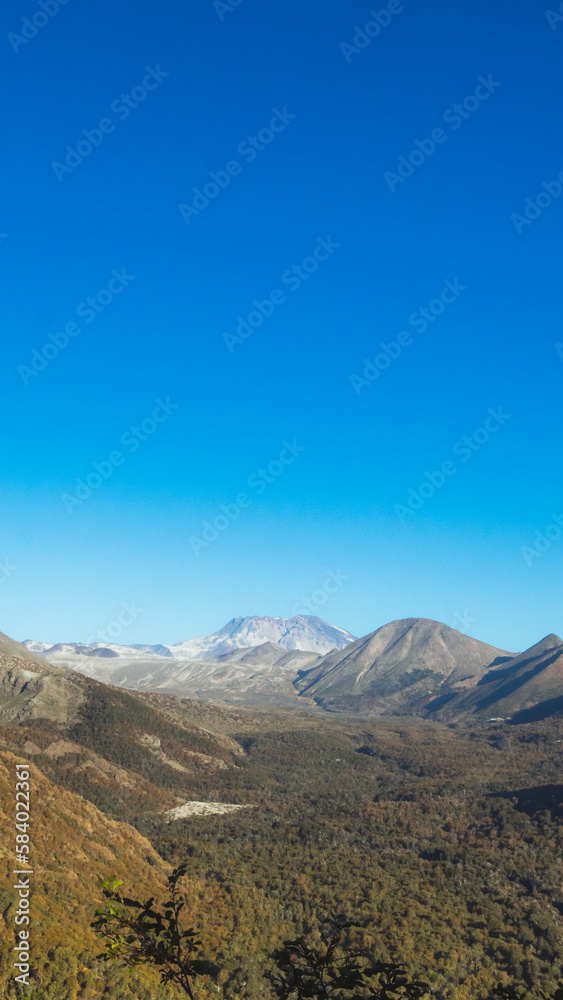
xmin=0 ymin=687 xmax=561 ymax=999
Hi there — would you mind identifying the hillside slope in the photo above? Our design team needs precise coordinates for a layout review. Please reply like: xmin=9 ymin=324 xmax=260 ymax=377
xmin=0 ymin=749 xmax=177 ymax=998
xmin=431 ymin=634 xmax=563 ymax=722
xmin=1 ymin=623 xmax=563 ymax=1000
xmin=0 ymin=626 xmax=245 ymax=833
xmin=23 ymin=641 xmax=322 ymax=707
xmin=297 ymin=618 xmax=514 ymax=713
xmin=0 ymin=631 xmax=47 ymax=668
xmin=0 ymin=630 xmax=86 ymax=725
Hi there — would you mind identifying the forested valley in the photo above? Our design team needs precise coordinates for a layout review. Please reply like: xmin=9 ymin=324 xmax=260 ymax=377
xmin=1 ymin=690 xmax=561 ymax=1000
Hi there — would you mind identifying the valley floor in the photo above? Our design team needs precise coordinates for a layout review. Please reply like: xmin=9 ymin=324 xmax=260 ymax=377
xmin=0 ymin=690 xmax=562 ymax=999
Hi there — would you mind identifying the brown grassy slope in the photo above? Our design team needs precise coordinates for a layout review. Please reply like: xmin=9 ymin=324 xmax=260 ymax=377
xmin=0 ymin=748 xmax=172 ymax=994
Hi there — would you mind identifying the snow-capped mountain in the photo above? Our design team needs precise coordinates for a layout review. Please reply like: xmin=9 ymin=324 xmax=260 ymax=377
xmin=167 ymin=615 xmax=355 ymax=659
xmin=23 ymin=641 xmax=53 ymax=653
xmin=15 ymin=619 xmax=563 ymax=722
xmin=22 ymin=615 xmax=356 ymax=663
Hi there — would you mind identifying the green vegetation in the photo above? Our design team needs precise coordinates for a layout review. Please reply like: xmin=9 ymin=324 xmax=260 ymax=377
xmin=90 ymin=870 xmax=562 ymax=1000
xmin=92 ymin=867 xmax=210 ymax=998
xmin=269 ymin=919 xmax=430 ymax=1000
xmin=0 ymin=691 xmax=561 ymax=1000
xmin=92 ymin=875 xmax=431 ymax=1000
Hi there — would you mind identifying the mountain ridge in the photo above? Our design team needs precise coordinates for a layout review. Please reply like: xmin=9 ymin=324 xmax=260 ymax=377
xmin=12 ymin=617 xmax=563 ymax=722
xmin=23 ymin=614 xmax=356 ymax=661
xmin=432 ymin=632 xmax=563 ymax=722
xmin=296 ymin=617 xmax=515 ymax=714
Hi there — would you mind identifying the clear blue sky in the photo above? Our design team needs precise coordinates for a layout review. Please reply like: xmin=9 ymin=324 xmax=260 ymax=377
xmin=1 ymin=0 xmax=562 ymax=652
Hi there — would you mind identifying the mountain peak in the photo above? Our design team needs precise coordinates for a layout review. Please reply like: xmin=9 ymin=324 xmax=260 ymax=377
xmin=12 ymin=618 xmax=563 ymax=721
xmin=537 ymin=633 xmax=563 ymax=649
xmin=171 ymin=615 xmax=356 ymax=659
xmin=297 ymin=617 xmax=515 ymax=712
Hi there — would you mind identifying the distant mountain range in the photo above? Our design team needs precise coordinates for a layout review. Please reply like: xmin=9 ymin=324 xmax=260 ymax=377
xmin=14 ymin=615 xmax=563 ymax=722
xmin=24 ymin=614 xmax=355 ymax=661
xmin=1 ymin=621 xmax=561 ymax=1000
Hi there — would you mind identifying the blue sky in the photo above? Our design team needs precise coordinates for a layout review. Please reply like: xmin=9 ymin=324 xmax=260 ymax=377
xmin=1 ymin=0 xmax=562 ymax=651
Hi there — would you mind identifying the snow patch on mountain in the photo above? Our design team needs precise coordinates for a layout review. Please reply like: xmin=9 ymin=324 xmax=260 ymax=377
xmin=168 ymin=616 xmax=356 ymax=659
xmin=24 ymin=616 xmax=355 ymax=662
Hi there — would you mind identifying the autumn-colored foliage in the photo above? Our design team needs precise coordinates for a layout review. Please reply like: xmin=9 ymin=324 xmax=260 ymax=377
xmin=0 ymin=693 xmax=561 ymax=999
